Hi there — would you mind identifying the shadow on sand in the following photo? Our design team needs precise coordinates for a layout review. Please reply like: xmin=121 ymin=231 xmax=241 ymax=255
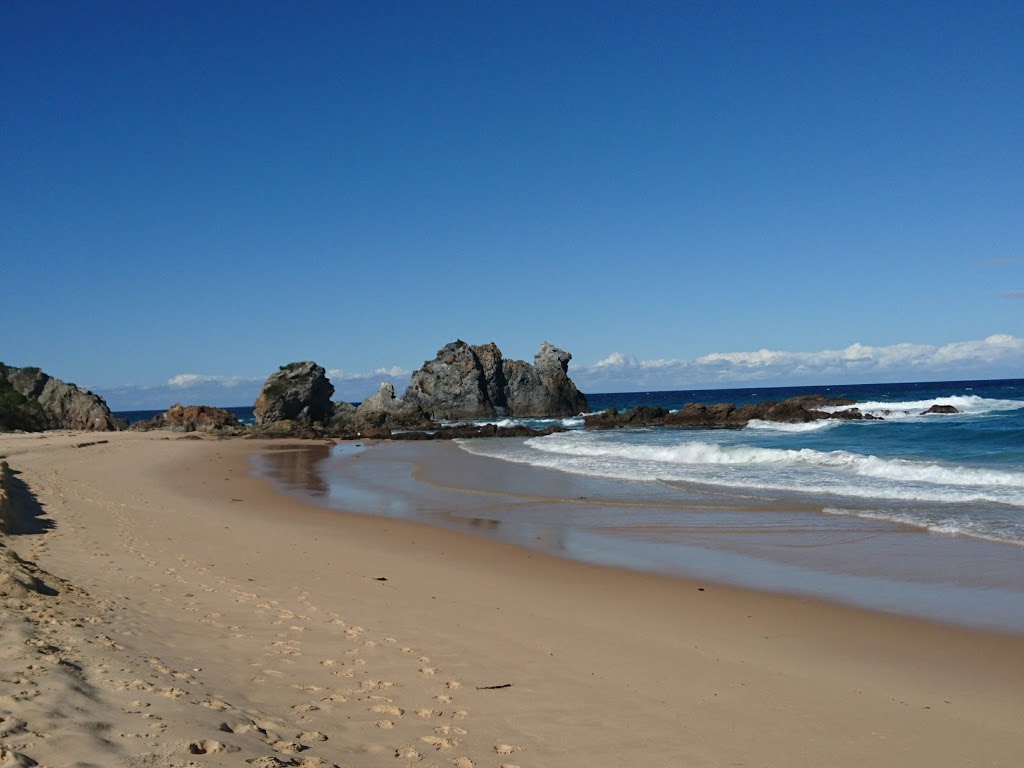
xmin=3 ymin=467 xmax=55 ymax=536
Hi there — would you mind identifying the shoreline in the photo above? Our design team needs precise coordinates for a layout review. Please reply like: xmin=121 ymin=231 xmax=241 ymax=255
xmin=0 ymin=431 xmax=1022 ymax=766
xmin=255 ymin=438 xmax=1024 ymax=636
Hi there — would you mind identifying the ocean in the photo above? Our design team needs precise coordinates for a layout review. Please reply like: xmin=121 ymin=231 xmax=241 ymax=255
xmin=249 ymin=378 xmax=1024 ymax=632
xmin=464 ymin=378 xmax=1024 ymax=547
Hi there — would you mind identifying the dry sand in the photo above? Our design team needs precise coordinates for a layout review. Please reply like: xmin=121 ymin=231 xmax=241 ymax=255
xmin=0 ymin=431 xmax=1021 ymax=768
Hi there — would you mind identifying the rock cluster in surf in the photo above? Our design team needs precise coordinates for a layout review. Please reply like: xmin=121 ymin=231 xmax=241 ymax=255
xmin=249 ymin=340 xmax=589 ymax=438
xmin=583 ymin=394 xmax=873 ymax=430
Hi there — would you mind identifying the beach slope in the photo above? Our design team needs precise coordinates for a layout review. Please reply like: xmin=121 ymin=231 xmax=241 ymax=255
xmin=0 ymin=431 xmax=1021 ymax=767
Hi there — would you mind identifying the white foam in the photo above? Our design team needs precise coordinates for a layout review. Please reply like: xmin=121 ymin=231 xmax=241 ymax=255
xmin=819 ymin=395 xmax=1022 ymax=419
xmin=823 ymin=507 xmax=1022 ymax=546
xmin=744 ymin=419 xmax=839 ymax=433
xmin=528 ymin=437 xmax=1023 ymax=487
xmin=478 ymin=432 xmax=1024 ymax=509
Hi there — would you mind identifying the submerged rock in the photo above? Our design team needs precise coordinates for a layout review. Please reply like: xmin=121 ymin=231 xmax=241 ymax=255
xmin=921 ymin=404 xmax=959 ymax=415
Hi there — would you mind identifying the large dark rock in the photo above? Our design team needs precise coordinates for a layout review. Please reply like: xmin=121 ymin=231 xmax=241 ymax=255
xmin=585 ymin=395 xmax=870 ymax=430
xmin=921 ymin=404 xmax=959 ymax=415
xmin=254 ymin=361 xmax=335 ymax=428
xmin=0 ymin=363 xmax=120 ymax=432
xmin=401 ymin=341 xmax=495 ymax=421
xmin=130 ymin=403 xmax=243 ymax=433
xmin=397 ymin=340 xmax=588 ymax=422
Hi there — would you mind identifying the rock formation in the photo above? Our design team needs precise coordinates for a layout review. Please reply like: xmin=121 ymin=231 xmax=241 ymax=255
xmin=396 ymin=340 xmax=588 ymax=423
xmin=253 ymin=362 xmax=335 ymax=429
xmin=0 ymin=364 xmax=120 ymax=432
xmin=505 ymin=342 xmax=589 ymax=417
xmin=584 ymin=395 xmax=869 ymax=430
xmin=130 ymin=403 xmax=243 ymax=433
xmin=352 ymin=383 xmax=428 ymax=431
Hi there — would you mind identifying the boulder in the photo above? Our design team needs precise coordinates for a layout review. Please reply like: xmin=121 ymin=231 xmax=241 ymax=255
xmin=254 ymin=362 xmax=335 ymax=428
xmin=0 ymin=363 xmax=120 ymax=432
xmin=130 ymin=403 xmax=243 ymax=433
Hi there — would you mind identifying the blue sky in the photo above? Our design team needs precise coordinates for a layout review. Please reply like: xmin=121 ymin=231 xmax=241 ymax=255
xmin=2 ymin=2 xmax=1021 ymax=409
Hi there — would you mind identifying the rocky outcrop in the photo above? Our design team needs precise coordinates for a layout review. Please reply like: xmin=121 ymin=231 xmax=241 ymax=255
xmin=584 ymin=395 xmax=872 ymax=430
xmin=507 ymin=342 xmax=589 ymax=417
xmin=254 ymin=362 xmax=335 ymax=429
xmin=401 ymin=341 xmax=494 ymax=421
xmin=397 ymin=340 xmax=588 ymax=423
xmin=353 ymin=383 xmax=429 ymax=431
xmin=0 ymin=364 xmax=120 ymax=432
xmin=130 ymin=403 xmax=243 ymax=433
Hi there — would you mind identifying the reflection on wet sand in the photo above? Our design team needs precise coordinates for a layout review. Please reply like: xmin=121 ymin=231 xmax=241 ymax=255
xmin=255 ymin=444 xmax=332 ymax=496
xmin=251 ymin=440 xmax=1024 ymax=634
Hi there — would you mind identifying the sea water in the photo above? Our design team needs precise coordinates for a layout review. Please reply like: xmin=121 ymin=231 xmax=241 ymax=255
xmin=461 ymin=379 xmax=1024 ymax=546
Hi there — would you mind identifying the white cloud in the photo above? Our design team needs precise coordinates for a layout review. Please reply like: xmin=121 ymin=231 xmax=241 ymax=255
xmin=167 ymin=373 xmax=263 ymax=388
xmin=590 ymin=352 xmax=639 ymax=369
xmin=326 ymin=366 xmax=411 ymax=381
xmin=572 ymin=334 xmax=1024 ymax=392
xmin=999 ymin=290 xmax=1024 ymax=299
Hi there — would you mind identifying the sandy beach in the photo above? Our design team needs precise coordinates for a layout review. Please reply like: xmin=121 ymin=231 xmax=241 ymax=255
xmin=0 ymin=431 xmax=1022 ymax=768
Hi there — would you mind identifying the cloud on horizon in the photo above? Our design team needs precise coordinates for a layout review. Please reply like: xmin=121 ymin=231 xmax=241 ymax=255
xmin=102 ymin=367 xmax=413 ymax=411
xmin=97 ymin=334 xmax=1023 ymax=410
xmin=571 ymin=334 xmax=1024 ymax=392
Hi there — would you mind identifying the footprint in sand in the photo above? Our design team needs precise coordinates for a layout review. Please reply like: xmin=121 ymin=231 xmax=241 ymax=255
xmin=394 ymin=746 xmax=423 ymax=761
xmin=188 ymin=739 xmax=239 ymax=754
xmin=422 ymin=735 xmax=459 ymax=751
xmin=436 ymin=725 xmax=467 ymax=737
xmin=369 ymin=704 xmax=403 ymax=716
xmin=495 ymin=744 xmax=525 ymax=755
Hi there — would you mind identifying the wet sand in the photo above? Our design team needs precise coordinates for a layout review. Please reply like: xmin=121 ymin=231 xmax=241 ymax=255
xmin=257 ymin=439 xmax=1024 ymax=634
xmin=0 ymin=431 xmax=1022 ymax=767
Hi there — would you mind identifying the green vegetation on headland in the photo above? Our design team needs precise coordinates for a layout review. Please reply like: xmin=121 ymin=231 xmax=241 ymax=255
xmin=0 ymin=364 xmax=48 ymax=432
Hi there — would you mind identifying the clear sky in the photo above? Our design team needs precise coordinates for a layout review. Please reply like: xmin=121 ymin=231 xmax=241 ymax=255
xmin=2 ymin=2 xmax=1022 ymax=408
